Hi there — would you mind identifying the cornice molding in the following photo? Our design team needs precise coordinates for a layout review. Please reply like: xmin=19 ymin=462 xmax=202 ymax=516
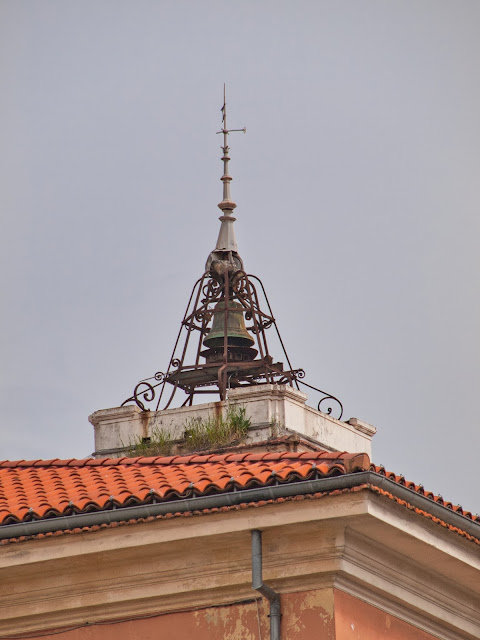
xmin=0 ymin=490 xmax=479 ymax=636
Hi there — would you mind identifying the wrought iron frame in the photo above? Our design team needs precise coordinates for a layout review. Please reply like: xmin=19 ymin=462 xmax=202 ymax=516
xmin=122 ymin=268 xmax=343 ymax=418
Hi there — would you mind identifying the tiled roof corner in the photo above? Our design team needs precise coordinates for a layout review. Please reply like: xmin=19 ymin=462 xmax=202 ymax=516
xmin=0 ymin=452 xmax=478 ymax=545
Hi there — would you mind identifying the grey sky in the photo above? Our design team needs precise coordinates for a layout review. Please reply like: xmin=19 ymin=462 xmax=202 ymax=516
xmin=1 ymin=1 xmax=479 ymax=511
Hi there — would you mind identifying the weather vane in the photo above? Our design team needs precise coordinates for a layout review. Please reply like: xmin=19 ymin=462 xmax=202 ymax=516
xmin=206 ymin=84 xmax=246 ymax=274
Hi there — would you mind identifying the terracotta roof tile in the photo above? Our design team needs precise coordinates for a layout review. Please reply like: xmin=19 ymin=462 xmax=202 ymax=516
xmin=0 ymin=453 xmax=478 ymax=546
xmin=0 ymin=451 xmax=363 ymax=524
xmin=2 ymin=485 xmax=478 ymax=547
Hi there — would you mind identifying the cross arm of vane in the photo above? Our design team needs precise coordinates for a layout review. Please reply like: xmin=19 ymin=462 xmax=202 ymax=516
xmin=216 ymin=127 xmax=246 ymax=135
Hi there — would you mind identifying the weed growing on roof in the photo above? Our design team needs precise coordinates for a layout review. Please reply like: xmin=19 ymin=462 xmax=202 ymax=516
xmin=124 ymin=405 xmax=251 ymax=456
xmin=268 ymin=416 xmax=283 ymax=438
xmin=183 ymin=405 xmax=250 ymax=451
xmin=127 ymin=426 xmax=175 ymax=457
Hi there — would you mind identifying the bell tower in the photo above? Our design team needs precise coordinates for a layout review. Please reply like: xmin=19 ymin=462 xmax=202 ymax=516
xmin=88 ymin=89 xmax=377 ymax=461
xmin=121 ymin=87 xmax=321 ymax=410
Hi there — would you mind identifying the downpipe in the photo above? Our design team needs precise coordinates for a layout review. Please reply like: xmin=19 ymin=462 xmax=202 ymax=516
xmin=252 ymin=529 xmax=281 ymax=640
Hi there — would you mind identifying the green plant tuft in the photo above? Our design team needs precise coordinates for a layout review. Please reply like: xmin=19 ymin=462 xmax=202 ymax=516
xmin=127 ymin=426 xmax=174 ymax=457
xmin=124 ymin=405 xmax=250 ymax=457
xmin=183 ymin=405 xmax=250 ymax=452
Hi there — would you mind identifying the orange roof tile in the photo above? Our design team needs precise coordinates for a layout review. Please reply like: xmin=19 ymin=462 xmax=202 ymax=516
xmin=0 ymin=451 xmax=367 ymax=525
xmin=0 ymin=452 xmax=478 ymax=546
xmin=369 ymin=464 xmax=479 ymax=523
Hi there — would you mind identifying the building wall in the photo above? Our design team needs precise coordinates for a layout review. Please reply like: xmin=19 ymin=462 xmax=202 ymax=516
xmin=334 ymin=590 xmax=437 ymax=640
xmin=20 ymin=589 xmax=441 ymax=640
xmin=24 ymin=590 xmax=335 ymax=640
xmin=2 ymin=495 xmax=478 ymax=638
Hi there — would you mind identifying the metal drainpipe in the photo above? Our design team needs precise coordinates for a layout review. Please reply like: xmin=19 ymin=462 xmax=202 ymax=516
xmin=252 ymin=529 xmax=281 ymax=640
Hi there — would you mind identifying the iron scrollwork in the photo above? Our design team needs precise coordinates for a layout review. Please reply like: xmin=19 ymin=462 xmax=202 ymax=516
xmin=122 ymin=268 xmax=344 ymax=419
xmin=292 ymin=374 xmax=344 ymax=420
xmin=318 ymin=395 xmax=344 ymax=419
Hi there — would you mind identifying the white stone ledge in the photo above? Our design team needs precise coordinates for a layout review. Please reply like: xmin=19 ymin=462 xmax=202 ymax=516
xmin=89 ymin=385 xmax=376 ymax=458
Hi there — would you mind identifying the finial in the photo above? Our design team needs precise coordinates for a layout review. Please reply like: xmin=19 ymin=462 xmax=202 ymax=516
xmin=206 ymin=85 xmax=246 ymax=273
xmin=218 ymin=84 xmax=246 ymax=212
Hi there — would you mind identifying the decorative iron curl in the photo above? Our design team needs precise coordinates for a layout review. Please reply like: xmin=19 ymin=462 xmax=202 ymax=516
xmin=248 ymin=318 xmax=273 ymax=334
xmin=318 ymin=395 xmax=343 ymax=418
xmin=171 ymin=358 xmax=181 ymax=369
xmin=277 ymin=373 xmax=294 ymax=384
xmin=154 ymin=371 xmax=165 ymax=382
xmin=275 ymin=369 xmax=303 ymax=386
xmin=232 ymin=271 xmax=247 ymax=293
xmin=194 ymin=309 xmax=209 ymax=323
xmin=202 ymin=278 xmax=222 ymax=302
xmin=293 ymin=375 xmax=343 ymax=420
xmin=132 ymin=381 xmax=156 ymax=412
xmin=185 ymin=320 xmax=200 ymax=332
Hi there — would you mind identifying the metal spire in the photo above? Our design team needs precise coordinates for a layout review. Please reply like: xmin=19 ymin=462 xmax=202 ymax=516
xmin=206 ymin=85 xmax=246 ymax=272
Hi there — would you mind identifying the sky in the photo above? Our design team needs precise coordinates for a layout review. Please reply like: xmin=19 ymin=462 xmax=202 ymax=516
xmin=1 ymin=1 xmax=479 ymax=512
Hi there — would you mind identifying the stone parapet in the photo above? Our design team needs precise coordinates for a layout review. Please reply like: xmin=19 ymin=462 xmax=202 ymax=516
xmin=89 ymin=385 xmax=376 ymax=458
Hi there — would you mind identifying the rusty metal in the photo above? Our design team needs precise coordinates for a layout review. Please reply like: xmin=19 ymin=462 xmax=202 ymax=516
xmin=122 ymin=267 xmax=304 ymax=410
xmin=121 ymin=266 xmax=343 ymax=418
xmin=122 ymin=88 xmax=344 ymax=419
xmin=295 ymin=376 xmax=344 ymax=420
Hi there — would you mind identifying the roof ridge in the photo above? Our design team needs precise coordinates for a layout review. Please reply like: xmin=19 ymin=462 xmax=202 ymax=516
xmin=0 ymin=450 xmax=364 ymax=468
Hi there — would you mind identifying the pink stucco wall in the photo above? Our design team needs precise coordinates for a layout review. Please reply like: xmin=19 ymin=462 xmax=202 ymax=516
xmin=33 ymin=590 xmax=335 ymax=640
xmin=33 ymin=588 xmax=440 ymax=640
xmin=334 ymin=590 xmax=438 ymax=640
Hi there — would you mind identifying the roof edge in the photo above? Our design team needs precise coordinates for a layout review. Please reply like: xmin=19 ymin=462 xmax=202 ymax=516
xmin=0 ymin=472 xmax=478 ymax=542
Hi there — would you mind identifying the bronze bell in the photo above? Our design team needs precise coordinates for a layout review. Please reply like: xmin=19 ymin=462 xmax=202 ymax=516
xmin=202 ymin=300 xmax=258 ymax=364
